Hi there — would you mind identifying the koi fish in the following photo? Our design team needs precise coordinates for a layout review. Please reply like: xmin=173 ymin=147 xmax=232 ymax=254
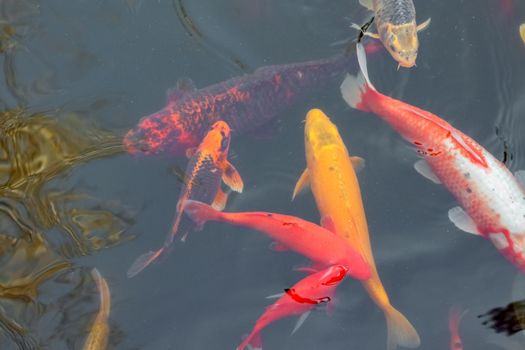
xmin=123 ymin=48 xmax=358 ymax=156
xmin=83 ymin=268 xmax=110 ymax=350
xmin=237 ymin=265 xmax=348 ymax=350
xmin=357 ymin=0 xmax=430 ymax=68
xmin=449 ymin=306 xmax=466 ymax=350
xmin=479 ymin=299 xmax=525 ymax=336
xmin=341 ymin=43 xmax=525 ymax=274
xmin=183 ymin=200 xmax=371 ymax=280
xmin=127 ymin=121 xmax=243 ymax=277
xmin=520 ymin=24 xmax=525 ymax=45
xmin=292 ymin=108 xmax=420 ymax=349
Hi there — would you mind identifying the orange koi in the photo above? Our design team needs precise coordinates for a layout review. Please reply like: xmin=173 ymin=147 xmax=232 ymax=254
xmin=183 ymin=200 xmax=371 ymax=280
xmin=293 ymin=109 xmax=420 ymax=349
xmin=127 ymin=121 xmax=243 ymax=277
xmin=449 ymin=306 xmax=466 ymax=350
xmin=236 ymin=265 xmax=349 ymax=350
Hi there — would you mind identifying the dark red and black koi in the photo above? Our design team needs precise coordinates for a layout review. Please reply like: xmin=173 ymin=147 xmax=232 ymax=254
xmin=127 ymin=120 xmax=243 ymax=277
xmin=123 ymin=49 xmax=357 ymax=156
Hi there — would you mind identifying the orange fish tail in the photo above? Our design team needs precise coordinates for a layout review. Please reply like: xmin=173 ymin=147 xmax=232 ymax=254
xmin=126 ymin=248 xmax=165 ymax=278
xmin=183 ymin=200 xmax=222 ymax=228
xmin=385 ymin=305 xmax=420 ymax=350
xmin=448 ymin=305 xmax=466 ymax=334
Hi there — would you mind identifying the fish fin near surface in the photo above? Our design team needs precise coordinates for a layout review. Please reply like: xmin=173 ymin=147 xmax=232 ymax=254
xmin=292 ymin=169 xmax=310 ymax=200
xmin=222 ymin=161 xmax=244 ymax=193
xmin=291 ymin=311 xmax=311 ymax=336
xmin=416 ymin=18 xmax=432 ymax=32
xmin=183 ymin=200 xmax=221 ymax=228
xmin=514 ymin=170 xmax=525 ymax=188
xmin=350 ymin=156 xmax=365 ymax=172
xmin=320 ymin=216 xmax=338 ymax=234
xmin=414 ymin=160 xmax=441 ymax=184
xmin=211 ymin=188 xmax=229 ymax=211
xmin=269 ymin=241 xmax=289 ymax=252
xmin=385 ymin=306 xmax=421 ymax=350
xmin=448 ymin=206 xmax=480 ymax=235
xmin=166 ymin=77 xmax=196 ymax=103
xmin=127 ymin=248 xmax=165 ymax=278
xmin=358 ymin=0 xmax=374 ymax=11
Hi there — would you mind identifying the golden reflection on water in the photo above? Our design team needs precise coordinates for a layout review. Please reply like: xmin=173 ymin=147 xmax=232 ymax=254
xmin=0 ymin=108 xmax=133 ymax=347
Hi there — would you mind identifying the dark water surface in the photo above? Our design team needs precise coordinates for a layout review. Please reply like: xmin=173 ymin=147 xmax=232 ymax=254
xmin=0 ymin=0 xmax=525 ymax=349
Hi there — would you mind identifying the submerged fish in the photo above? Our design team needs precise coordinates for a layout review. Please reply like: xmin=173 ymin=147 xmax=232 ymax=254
xmin=123 ymin=48 xmax=358 ymax=156
xmin=236 ymin=265 xmax=348 ymax=350
xmin=183 ymin=200 xmax=371 ymax=280
xmin=127 ymin=121 xmax=243 ymax=277
xmin=357 ymin=0 xmax=430 ymax=68
xmin=292 ymin=108 xmax=420 ymax=349
xmin=83 ymin=268 xmax=110 ymax=350
xmin=479 ymin=299 xmax=525 ymax=336
xmin=449 ymin=306 xmax=466 ymax=350
xmin=341 ymin=43 xmax=525 ymax=274
xmin=520 ymin=24 xmax=525 ymax=45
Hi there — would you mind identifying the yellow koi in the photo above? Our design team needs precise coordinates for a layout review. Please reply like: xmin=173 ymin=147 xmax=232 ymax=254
xmin=293 ymin=109 xmax=420 ymax=349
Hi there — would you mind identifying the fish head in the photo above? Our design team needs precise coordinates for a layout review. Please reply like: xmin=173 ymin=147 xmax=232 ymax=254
xmin=198 ymin=120 xmax=232 ymax=162
xmin=123 ymin=108 xmax=199 ymax=156
xmin=304 ymin=109 xmax=344 ymax=158
xmin=381 ymin=22 xmax=419 ymax=68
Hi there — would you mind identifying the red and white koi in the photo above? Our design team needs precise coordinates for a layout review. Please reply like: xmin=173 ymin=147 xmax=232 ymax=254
xmin=341 ymin=43 xmax=525 ymax=274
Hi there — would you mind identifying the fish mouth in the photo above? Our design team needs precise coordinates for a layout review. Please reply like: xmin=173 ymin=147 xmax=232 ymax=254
xmin=123 ymin=128 xmax=155 ymax=155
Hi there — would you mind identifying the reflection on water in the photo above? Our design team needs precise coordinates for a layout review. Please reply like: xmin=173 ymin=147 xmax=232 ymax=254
xmin=0 ymin=108 xmax=134 ymax=348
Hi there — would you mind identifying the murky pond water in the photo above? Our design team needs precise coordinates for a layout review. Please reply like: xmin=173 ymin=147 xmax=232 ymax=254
xmin=0 ymin=0 xmax=524 ymax=349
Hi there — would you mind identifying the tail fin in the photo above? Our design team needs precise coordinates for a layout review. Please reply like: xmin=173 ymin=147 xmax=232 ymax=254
xmin=385 ymin=306 xmax=420 ymax=350
xmin=340 ymin=42 xmax=377 ymax=112
xmin=237 ymin=332 xmax=262 ymax=350
xmin=127 ymin=248 xmax=165 ymax=278
xmin=183 ymin=200 xmax=222 ymax=228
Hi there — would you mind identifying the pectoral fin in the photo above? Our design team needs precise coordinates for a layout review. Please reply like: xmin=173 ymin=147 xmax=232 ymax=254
xmin=350 ymin=156 xmax=365 ymax=172
xmin=292 ymin=169 xmax=310 ymax=200
xmin=321 ymin=216 xmax=337 ymax=234
xmin=291 ymin=311 xmax=311 ymax=335
xmin=351 ymin=23 xmax=380 ymax=39
xmin=269 ymin=241 xmax=289 ymax=252
xmin=211 ymin=188 xmax=229 ymax=211
xmin=358 ymin=0 xmax=374 ymax=11
xmin=222 ymin=161 xmax=244 ymax=193
xmin=448 ymin=206 xmax=480 ymax=235
xmin=414 ymin=160 xmax=441 ymax=184
xmin=417 ymin=18 xmax=432 ymax=32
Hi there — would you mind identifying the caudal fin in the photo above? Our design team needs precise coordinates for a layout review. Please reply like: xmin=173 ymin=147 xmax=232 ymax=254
xmin=340 ymin=42 xmax=376 ymax=112
xmin=127 ymin=248 xmax=165 ymax=278
xmin=237 ymin=332 xmax=262 ymax=350
xmin=183 ymin=200 xmax=222 ymax=228
xmin=385 ymin=306 xmax=420 ymax=350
